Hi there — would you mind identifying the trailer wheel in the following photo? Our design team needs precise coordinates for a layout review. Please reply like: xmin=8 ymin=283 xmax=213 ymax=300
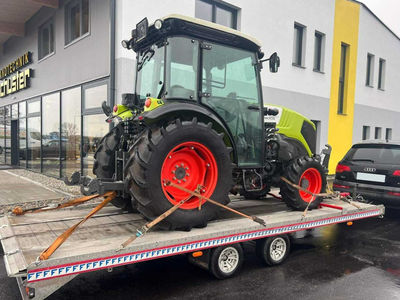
xmin=256 ymin=235 xmax=290 ymax=266
xmin=209 ymin=244 xmax=244 ymax=279
xmin=93 ymin=124 xmax=132 ymax=211
xmin=127 ymin=118 xmax=232 ymax=230
xmin=280 ymin=156 xmax=326 ymax=210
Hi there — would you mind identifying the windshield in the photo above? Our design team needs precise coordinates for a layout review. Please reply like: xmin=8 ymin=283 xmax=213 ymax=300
xmin=135 ymin=37 xmax=199 ymax=102
xmin=345 ymin=144 xmax=400 ymax=164
xmin=135 ymin=44 xmax=165 ymax=102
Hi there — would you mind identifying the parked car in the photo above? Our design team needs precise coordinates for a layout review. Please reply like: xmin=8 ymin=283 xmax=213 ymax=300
xmin=333 ymin=140 xmax=400 ymax=208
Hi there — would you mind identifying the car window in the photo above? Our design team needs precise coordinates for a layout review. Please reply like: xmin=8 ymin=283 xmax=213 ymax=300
xmin=345 ymin=144 xmax=400 ymax=164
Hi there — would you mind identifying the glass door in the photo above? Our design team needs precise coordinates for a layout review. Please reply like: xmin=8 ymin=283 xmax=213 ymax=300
xmin=201 ymin=43 xmax=263 ymax=166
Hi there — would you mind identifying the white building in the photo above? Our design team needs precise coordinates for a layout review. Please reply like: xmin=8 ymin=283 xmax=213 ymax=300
xmin=0 ymin=0 xmax=399 ymax=175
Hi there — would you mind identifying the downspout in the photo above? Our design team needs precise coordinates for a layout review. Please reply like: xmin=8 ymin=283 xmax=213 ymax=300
xmin=109 ymin=0 xmax=116 ymax=107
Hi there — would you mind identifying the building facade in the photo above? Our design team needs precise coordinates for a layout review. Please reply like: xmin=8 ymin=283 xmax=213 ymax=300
xmin=0 ymin=0 xmax=399 ymax=177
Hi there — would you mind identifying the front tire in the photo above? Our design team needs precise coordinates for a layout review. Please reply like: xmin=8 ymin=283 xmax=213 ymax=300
xmin=280 ymin=156 xmax=326 ymax=210
xmin=127 ymin=118 xmax=232 ymax=230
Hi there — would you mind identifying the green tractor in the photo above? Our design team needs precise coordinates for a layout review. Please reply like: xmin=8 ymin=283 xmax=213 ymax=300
xmin=73 ymin=15 xmax=331 ymax=230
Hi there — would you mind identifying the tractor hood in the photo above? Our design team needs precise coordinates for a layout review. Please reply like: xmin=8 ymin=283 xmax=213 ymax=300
xmin=265 ymin=104 xmax=317 ymax=155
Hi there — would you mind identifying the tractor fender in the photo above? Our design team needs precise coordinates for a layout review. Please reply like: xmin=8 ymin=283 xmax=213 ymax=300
xmin=276 ymin=134 xmax=309 ymax=162
xmin=141 ymin=101 xmax=237 ymax=163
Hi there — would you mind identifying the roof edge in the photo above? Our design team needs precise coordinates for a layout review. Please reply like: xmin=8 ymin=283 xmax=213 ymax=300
xmin=161 ymin=14 xmax=262 ymax=48
xmin=349 ymin=0 xmax=400 ymax=43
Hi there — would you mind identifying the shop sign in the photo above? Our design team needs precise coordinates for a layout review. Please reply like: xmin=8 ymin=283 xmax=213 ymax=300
xmin=0 ymin=51 xmax=33 ymax=98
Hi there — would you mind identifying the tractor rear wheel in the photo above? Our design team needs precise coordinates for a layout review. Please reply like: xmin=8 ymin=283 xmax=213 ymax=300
xmin=93 ymin=124 xmax=132 ymax=211
xmin=126 ymin=118 xmax=232 ymax=230
xmin=280 ymin=156 xmax=326 ymax=210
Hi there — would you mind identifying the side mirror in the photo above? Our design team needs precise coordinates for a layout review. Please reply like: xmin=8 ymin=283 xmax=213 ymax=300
xmin=121 ymin=93 xmax=139 ymax=108
xmin=255 ymin=52 xmax=280 ymax=73
xmin=269 ymin=52 xmax=280 ymax=73
xmin=101 ymin=101 xmax=112 ymax=116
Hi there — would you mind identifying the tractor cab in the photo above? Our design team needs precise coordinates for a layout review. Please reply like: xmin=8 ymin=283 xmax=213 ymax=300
xmin=122 ymin=15 xmax=280 ymax=167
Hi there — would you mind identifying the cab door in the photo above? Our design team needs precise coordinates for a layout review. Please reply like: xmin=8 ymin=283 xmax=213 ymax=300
xmin=201 ymin=42 xmax=263 ymax=167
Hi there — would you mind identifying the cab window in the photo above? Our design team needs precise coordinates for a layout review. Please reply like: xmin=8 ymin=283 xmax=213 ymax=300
xmin=201 ymin=43 xmax=262 ymax=166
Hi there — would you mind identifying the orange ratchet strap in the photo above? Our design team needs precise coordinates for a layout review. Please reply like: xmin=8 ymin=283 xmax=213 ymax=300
xmin=12 ymin=193 xmax=102 ymax=216
xmin=38 ymin=191 xmax=116 ymax=261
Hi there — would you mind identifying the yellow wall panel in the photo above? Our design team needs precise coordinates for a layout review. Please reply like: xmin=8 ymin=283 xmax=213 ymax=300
xmin=328 ymin=0 xmax=360 ymax=174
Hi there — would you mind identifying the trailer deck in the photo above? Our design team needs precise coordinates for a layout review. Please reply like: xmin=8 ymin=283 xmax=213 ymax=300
xmin=0 ymin=196 xmax=384 ymax=299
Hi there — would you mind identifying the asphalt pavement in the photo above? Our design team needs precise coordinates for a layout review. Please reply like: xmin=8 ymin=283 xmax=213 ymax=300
xmin=1 ymin=208 xmax=400 ymax=299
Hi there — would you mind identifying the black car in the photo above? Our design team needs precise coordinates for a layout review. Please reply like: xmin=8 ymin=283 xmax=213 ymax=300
xmin=333 ymin=140 xmax=400 ymax=207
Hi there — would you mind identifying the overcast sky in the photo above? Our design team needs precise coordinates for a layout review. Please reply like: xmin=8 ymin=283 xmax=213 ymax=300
xmin=359 ymin=0 xmax=400 ymax=36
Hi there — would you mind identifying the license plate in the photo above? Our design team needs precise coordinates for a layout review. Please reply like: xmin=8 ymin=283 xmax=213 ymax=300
xmin=356 ymin=172 xmax=386 ymax=183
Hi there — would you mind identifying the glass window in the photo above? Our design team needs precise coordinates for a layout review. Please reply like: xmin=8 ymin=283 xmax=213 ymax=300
xmin=82 ymin=0 xmax=89 ymax=34
xmin=0 ymin=107 xmax=5 ymax=164
xmin=216 ymin=6 xmax=233 ymax=28
xmin=136 ymin=44 xmax=165 ymax=102
xmin=293 ymin=23 xmax=305 ymax=66
xmin=166 ymin=37 xmax=198 ymax=100
xmin=65 ymin=0 xmax=89 ymax=45
xmin=314 ymin=31 xmax=325 ymax=72
xmin=375 ymin=127 xmax=382 ymax=139
xmin=42 ymin=93 xmax=60 ymax=176
xmin=82 ymin=114 xmax=109 ymax=177
xmin=346 ymin=144 xmax=400 ymax=165
xmin=27 ymin=116 xmax=41 ymax=171
xmin=5 ymin=106 xmax=11 ymax=164
xmin=386 ymin=128 xmax=392 ymax=141
xmin=19 ymin=118 xmax=27 ymax=167
xmin=28 ymin=100 xmax=40 ymax=114
xmin=202 ymin=43 xmax=262 ymax=166
xmin=366 ymin=53 xmax=374 ymax=86
xmin=61 ymin=87 xmax=82 ymax=177
xmin=362 ymin=126 xmax=370 ymax=140
xmin=11 ymin=104 xmax=18 ymax=119
xmin=84 ymin=84 xmax=108 ymax=110
xmin=338 ymin=43 xmax=348 ymax=114
xmin=378 ymin=58 xmax=386 ymax=90
xmin=38 ymin=18 xmax=54 ymax=60
xmin=19 ymin=101 xmax=26 ymax=118
xmin=195 ymin=0 xmax=212 ymax=22
xmin=195 ymin=0 xmax=237 ymax=29
xmin=5 ymin=105 xmax=10 ymax=118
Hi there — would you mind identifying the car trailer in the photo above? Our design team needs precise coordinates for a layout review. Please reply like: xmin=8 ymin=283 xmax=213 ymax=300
xmin=0 ymin=196 xmax=384 ymax=300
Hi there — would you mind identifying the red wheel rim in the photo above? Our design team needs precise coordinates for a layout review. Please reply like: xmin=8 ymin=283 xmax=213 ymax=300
xmin=161 ymin=141 xmax=218 ymax=210
xmin=298 ymin=168 xmax=322 ymax=202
